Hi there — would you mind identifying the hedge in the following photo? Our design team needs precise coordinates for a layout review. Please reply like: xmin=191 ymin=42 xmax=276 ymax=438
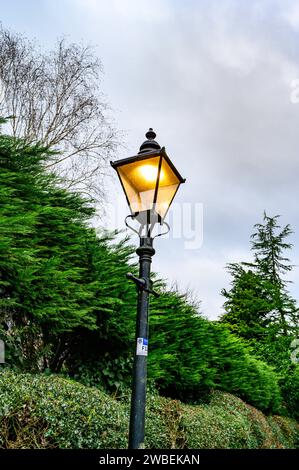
xmin=0 ymin=371 xmax=297 ymax=449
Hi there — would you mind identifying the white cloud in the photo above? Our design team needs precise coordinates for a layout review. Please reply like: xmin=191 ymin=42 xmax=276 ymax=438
xmin=283 ymin=2 xmax=299 ymax=30
xmin=71 ymin=0 xmax=173 ymax=23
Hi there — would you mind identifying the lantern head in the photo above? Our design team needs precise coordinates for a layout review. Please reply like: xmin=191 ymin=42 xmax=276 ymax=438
xmin=111 ymin=129 xmax=185 ymax=225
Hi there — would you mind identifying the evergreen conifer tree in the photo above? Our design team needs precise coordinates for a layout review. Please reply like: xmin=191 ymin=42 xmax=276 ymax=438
xmin=221 ymin=213 xmax=298 ymax=338
xmin=221 ymin=263 xmax=273 ymax=340
xmin=249 ymin=212 xmax=298 ymax=335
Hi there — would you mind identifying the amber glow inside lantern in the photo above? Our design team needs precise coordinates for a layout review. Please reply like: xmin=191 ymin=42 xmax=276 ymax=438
xmin=111 ymin=129 xmax=185 ymax=224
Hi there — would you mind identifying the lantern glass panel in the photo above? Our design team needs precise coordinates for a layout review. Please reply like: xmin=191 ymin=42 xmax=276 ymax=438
xmin=117 ymin=156 xmax=160 ymax=214
xmin=155 ymin=157 xmax=180 ymax=219
xmin=115 ymin=152 xmax=183 ymax=221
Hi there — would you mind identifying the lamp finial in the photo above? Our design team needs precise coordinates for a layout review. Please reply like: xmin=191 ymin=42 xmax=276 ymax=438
xmin=139 ymin=128 xmax=161 ymax=153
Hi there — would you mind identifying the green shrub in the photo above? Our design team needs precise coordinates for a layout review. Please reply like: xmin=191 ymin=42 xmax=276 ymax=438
xmin=180 ymin=391 xmax=298 ymax=449
xmin=0 ymin=371 xmax=129 ymax=448
xmin=251 ymin=337 xmax=299 ymax=419
xmin=280 ymin=366 xmax=299 ymax=420
xmin=181 ymin=392 xmax=259 ymax=449
xmin=0 ymin=372 xmax=297 ymax=449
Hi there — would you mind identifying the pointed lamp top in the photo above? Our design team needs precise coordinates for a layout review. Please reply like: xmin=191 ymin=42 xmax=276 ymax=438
xmin=139 ymin=128 xmax=161 ymax=153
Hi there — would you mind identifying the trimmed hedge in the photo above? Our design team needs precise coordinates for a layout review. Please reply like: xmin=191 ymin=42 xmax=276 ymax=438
xmin=179 ymin=392 xmax=298 ymax=449
xmin=0 ymin=372 xmax=298 ymax=449
xmin=0 ymin=371 xmax=128 ymax=449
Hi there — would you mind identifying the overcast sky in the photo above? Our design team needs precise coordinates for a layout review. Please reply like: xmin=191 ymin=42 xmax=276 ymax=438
xmin=2 ymin=0 xmax=299 ymax=319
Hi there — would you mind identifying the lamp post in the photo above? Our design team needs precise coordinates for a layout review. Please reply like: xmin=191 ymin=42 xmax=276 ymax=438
xmin=110 ymin=129 xmax=185 ymax=449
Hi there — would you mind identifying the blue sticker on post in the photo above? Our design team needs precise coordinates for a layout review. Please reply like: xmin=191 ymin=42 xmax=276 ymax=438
xmin=136 ymin=337 xmax=148 ymax=356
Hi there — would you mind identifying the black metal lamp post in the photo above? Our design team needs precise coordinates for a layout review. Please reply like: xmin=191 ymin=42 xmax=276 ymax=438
xmin=110 ymin=129 xmax=185 ymax=449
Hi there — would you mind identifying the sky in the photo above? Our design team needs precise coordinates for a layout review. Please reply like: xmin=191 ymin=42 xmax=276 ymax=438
xmin=1 ymin=0 xmax=299 ymax=319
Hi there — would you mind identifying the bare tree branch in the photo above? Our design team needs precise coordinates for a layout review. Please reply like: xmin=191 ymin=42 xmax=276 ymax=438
xmin=0 ymin=26 xmax=120 ymax=199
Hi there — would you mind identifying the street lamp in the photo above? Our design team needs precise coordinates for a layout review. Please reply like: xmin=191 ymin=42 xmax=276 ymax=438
xmin=110 ymin=128 xmax=185 ymax=449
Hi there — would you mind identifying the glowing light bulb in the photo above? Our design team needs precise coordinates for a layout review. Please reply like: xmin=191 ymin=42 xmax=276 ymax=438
xmin=139 ymin=165 xmax=164 ymax=183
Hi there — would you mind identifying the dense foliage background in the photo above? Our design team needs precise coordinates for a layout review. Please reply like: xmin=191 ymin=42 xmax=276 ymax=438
xmin=0 ymin=126 xmax=298 ymax=448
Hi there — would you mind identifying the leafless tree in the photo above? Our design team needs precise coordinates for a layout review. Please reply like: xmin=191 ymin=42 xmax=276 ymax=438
xmin=0 ymin=26 xmax=120 ymax=199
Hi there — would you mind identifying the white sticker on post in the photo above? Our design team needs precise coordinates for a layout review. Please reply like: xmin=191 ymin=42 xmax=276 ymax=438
xmin=136 ymin=338 xmax=148 ymax=356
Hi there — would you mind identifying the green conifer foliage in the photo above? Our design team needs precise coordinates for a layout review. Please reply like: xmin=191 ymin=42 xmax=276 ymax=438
xmin=250 ymin=213 xmax=298 ymax=335
xmin=221 ymin=213 xmax=298 ymax=338
xmin=0 ymin=133 xmax=136 ymax=371
xmin=221 ymin=264 xmax=274 ymax=340
xmin=0 ymin=133 xmax=284 ymax=412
